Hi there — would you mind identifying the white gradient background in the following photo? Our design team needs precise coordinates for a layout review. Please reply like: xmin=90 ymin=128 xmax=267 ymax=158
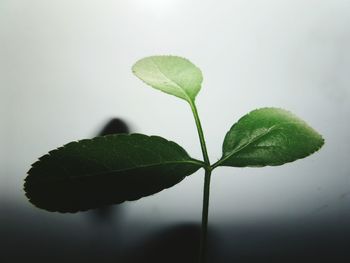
xmin=1 ymin=0 xmax=350 ymax=258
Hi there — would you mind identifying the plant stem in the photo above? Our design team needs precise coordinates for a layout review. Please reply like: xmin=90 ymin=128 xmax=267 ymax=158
xmin=189 ymin=100 xmax=211 ymax=263
xmin=199 ymin=169 xmax=211 ymax=262
xmin=189 ymin=101 xmax=210 ymax=165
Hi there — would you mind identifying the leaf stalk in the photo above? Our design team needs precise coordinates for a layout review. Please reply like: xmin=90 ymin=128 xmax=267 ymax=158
xmin=190 ymin=101 xmax=210 ymax=165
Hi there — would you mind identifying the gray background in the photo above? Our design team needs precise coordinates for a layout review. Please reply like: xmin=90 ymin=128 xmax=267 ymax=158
xmin=1 ymin=0 xmax=350 ymax=262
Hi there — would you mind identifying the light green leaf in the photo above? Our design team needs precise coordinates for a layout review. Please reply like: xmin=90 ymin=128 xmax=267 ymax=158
xmin=216 ymin=108 xmax=324 ymax=168
xmin=132 ymin=55 xmax=202 ymax=102
xmin=24 ymin=134 xmax=203 ymax=212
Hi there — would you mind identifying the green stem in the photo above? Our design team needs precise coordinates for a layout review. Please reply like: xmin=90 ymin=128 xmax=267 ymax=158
xmin=189 ymin=101 xmax=210 ymax=165
xmin=189 ymin=100 xmax=211 ymax=263
xmin=199 ymin=169 xmax=211 ymax=263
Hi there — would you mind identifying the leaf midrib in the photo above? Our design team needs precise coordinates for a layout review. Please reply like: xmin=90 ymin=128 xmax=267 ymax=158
xmin=51 ymin=159 xmax=204 ymax=179
xmin=214 ymin=125 xmax=278 ymax=167
xmin=215 ymin=121 xmax=306 ymax=167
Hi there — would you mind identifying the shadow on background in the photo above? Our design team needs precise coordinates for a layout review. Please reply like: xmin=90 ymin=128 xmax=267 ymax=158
xmin=88 ymin=118 xmax=130 ymax=224
xmin=212 ymin=219 xmax=350 ymax=263
xmin=120 ymin=223 xmax=203 ymax=263
xmin=3 ymin=204 xmax=350 ymax=263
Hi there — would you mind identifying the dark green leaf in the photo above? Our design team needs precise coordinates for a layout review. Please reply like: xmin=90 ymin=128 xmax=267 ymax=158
xmin=132 ymin=55 xmax=202 ymax=102
xmin=216 ymin=108 xmax=324 ymax=167
xmin=24 ymin=134 xmax=203 ymax=213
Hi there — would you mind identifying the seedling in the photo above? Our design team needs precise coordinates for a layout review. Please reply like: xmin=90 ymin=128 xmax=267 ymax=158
xmin=25 ymin=56 xmax=324 ymax=262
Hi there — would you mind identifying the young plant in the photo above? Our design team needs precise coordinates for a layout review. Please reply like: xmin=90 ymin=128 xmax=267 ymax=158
xmin=25 ymin=55 xmax=324 ymax=262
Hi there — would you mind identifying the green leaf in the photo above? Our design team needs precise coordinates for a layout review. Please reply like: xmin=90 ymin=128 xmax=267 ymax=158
xmin=132 ymin=55 xmax=203 ymax=102
xmin=24 ymin=134 xmax=203 ymax=213
xmin=216 ymin=108 xmax=324 ymax=168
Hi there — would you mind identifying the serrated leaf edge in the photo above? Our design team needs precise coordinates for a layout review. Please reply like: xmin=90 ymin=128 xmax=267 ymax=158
xmin=24 ymin=133 xmax=204 ymax=212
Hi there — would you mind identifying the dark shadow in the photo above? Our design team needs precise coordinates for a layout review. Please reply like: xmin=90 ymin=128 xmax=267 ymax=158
xmin=119 ymin=223 xmax=211 ymax=263
xmin=88 ymin=118 xmax=130 ymax=223
xmin=98 ymin=118 xmax=130 ymax=136
xmin=211 ymin=220 xmax=350 ymax=263
xmin=2 ymin=205 xmax=212 ymax=263
xmin=3 ymin=199 xmax=350 ymax=263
